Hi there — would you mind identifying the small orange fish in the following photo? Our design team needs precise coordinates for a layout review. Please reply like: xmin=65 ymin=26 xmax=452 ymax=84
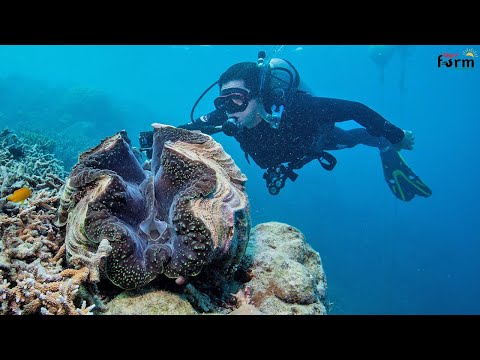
xmin=6 ymin=187 xmax=32 ymax=204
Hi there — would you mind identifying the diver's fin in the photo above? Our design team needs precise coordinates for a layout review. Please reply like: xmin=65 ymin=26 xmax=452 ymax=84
xmin=380 ymin=147 xmax=432 ymax=201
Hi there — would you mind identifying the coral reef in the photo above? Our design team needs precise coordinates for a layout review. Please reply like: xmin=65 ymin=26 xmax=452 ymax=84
xmin=0 ymin=128 xmax=328 ymax=315
xmin=16 ymin=129 xmax=56 ymax=154
xmin=104 ymin=288 xmax=197 ymax=315
xmin=228 ymin=286 xmax=264 ymax=315
xmin=55 ymin=124 xmax=250 ymax=290
xmin=0 ymin=129 xmax=97 ymax=315
xmin=0 ymin=128 xmax=67 ymax=201
xmin=237 ymin=222 xmax=328 ymax=315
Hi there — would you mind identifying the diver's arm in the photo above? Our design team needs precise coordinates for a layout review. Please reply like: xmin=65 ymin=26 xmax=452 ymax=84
xmin=178 ymin=109 xmax=227 ymax=135
xmin=315 ymin=97 xmax=405 ymax=144
xmin=139 ymin=109 xmax=227 ymax=160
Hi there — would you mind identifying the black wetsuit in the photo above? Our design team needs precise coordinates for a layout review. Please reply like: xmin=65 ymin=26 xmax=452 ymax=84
xmin=179 ymin=91 xmax=404 ymax=170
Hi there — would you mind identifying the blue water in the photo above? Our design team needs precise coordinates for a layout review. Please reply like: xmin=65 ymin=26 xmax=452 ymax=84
xmin=1 ymin=45 xmax=478 ymax=314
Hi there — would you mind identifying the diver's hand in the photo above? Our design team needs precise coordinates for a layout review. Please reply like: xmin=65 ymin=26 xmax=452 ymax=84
xmin=394 ymin=130 xmax=415 ymax=151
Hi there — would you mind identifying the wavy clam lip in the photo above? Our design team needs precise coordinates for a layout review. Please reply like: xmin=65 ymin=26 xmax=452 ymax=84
xmin=56 ymin=125 xmax=250 ymax=290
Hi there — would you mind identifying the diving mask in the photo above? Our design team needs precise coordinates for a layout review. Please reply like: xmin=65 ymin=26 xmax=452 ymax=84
xmin=214 ymin=88 xmax=253 ymax=114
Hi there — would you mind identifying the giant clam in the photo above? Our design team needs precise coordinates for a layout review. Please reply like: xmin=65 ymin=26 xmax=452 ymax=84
xmin=55 ymin=124 xmax=250 ymax=290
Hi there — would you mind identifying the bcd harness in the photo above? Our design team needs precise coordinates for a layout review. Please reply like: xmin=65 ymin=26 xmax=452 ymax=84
xmin=244 ymin=150 xmax=337 ymax=195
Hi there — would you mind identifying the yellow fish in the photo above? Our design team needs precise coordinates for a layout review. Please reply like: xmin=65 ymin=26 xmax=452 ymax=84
xmin=6 ymin=187 xmax=32 ymax=204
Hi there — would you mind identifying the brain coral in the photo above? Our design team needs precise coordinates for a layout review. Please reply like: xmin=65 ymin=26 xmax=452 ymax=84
xmin=55 ymin=124 xmax=250 ymax=290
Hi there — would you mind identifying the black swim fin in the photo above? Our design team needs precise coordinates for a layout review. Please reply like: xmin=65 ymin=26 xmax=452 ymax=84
xmin=380 ymin=147 xmax=432 ymax=201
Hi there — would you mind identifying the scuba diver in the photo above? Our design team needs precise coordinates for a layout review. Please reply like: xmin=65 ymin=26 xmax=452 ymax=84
xmin=140 ymin=51 xmax=431 ymax=201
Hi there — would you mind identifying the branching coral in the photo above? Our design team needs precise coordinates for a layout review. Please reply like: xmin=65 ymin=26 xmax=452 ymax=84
xmin=17 ymin=129 xmax=56 ymax=154
xmin=0 ymin=129 xmax=97 ymax=315
xmin=0 ymin=184 xmax=96 ymax=314
xmin=0 ymin=128 xmax=67 ymax=199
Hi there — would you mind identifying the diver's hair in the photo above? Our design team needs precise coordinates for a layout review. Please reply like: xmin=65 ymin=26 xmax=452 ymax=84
xmin=218 ymin=62 xmax=261 ymax=96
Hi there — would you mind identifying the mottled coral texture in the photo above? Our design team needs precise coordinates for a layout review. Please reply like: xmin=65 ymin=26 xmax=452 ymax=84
xmin=239 ymin=222 xmax=328 ymax=315
xmin=1 ymin=128 xmax=94 ymax=315
xmin=56 ymin=124 xmax=250 ymax=290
